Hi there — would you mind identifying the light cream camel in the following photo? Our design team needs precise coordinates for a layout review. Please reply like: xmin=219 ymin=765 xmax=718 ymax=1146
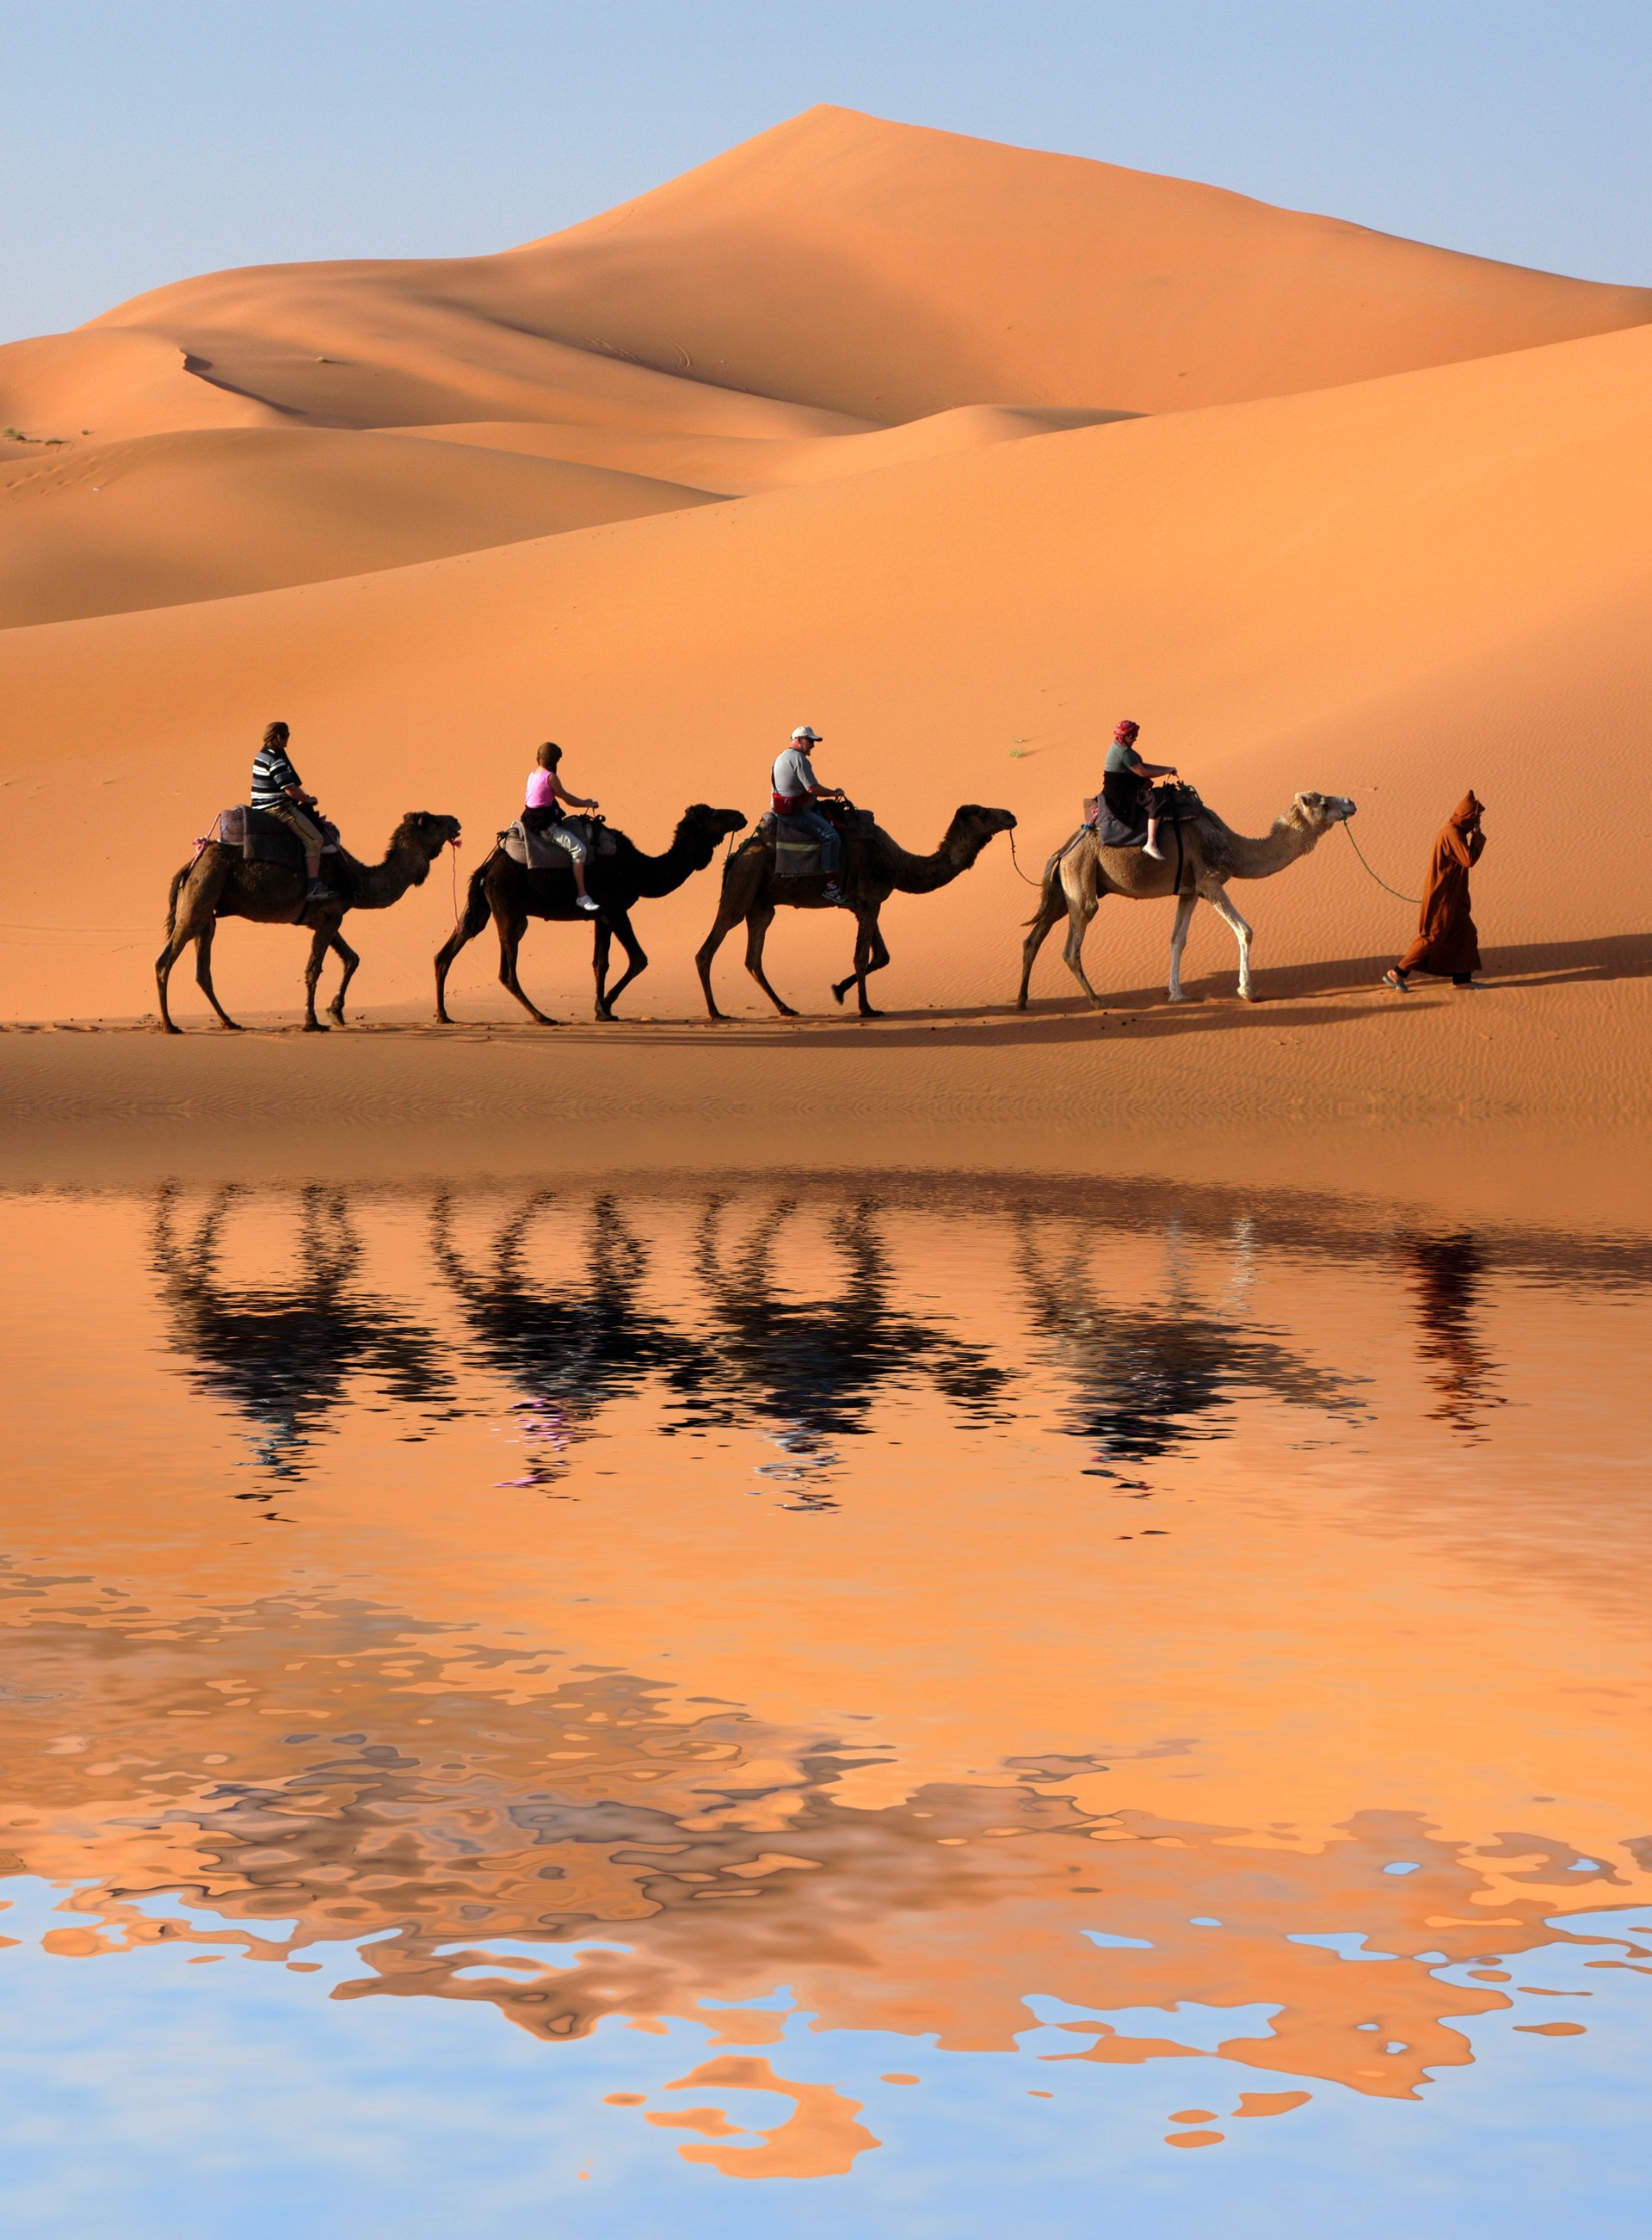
xmin=1016 ymin=791 xmax=1357 ymax=1009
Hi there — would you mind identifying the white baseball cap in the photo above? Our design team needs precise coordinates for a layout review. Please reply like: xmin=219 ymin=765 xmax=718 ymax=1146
xmin=791 ymin=724 xmax=823 ymax=742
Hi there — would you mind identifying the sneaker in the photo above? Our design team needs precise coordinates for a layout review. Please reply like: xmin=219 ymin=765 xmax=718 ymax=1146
xmin=576 ymin=896 xmax=600 ymax=914
xmin=822 ymin=884 xmax=847 ymax=905
xmin=305 ymin=879 xmax=334 ymax=904
xmin=1142 ymin=839 xmax=1166 ymax=861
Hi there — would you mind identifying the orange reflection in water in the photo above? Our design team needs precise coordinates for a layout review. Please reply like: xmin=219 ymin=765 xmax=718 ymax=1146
xmin=3 ymin=1179 xmax=1649 ymax=2168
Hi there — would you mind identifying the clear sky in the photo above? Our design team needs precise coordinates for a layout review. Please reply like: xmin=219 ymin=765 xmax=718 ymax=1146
xmin=2 ymin=0 xmax=1648 ymax=343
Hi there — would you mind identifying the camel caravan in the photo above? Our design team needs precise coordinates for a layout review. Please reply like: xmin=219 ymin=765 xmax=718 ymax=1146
xmin=156 ymin=716 xmax=1361 ymax=1032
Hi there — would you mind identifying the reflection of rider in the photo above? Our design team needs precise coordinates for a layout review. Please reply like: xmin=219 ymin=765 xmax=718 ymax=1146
xmin=251 ymin=721 xmax=334 ymax=903
xmin=771 ymin=724 xmax=847 ymax=904
xmin=1101 ymin=719 xmax=1180 ymax=862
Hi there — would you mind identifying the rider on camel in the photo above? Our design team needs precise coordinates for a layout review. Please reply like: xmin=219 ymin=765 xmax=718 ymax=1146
xmin=771 ymin=725 xmax=847 ymax=904
xmin=250 ymin=721 xmax=334 ymax=904
xmin=1101 ymin=719 xmax=1180 ymax=861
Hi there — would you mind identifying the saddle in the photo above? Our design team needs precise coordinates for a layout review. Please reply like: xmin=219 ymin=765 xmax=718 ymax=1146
xmin=499 ymin=815 xmax=619 ymax=871
xmin=1082 ymin=781 xmax=1203 ymax=851
xmin=207 ymin=805 xmax=341 ymax=871
xmin=761 ymin=802 xmax=876 ymax=879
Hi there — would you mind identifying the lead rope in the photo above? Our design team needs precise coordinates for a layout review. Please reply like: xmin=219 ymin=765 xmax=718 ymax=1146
xmin=448 ymin=836 xmax=462 ymax=919
xmin=1007 ymin=830 xmax=1047 ymax=888
xmin=1340 ymin=816 xmax=1421 ymax=905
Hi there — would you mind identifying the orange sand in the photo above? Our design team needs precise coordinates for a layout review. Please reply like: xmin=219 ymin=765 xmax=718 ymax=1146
xmin=0 ymin=105 xmax=1647 ymax=1124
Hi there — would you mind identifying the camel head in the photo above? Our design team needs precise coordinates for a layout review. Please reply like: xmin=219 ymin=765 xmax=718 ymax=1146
xmin=1290 ymin=791 xmax=1358 ymax=841
xmin=950 ymin=803 xmax=1019 ymax=857
xmin=684 ymin=804 xmax=749 ymax=844
xmin=391 ymin=811 xmax=464 ymax=880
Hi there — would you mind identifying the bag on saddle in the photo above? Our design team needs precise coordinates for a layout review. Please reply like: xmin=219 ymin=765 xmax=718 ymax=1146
xmin=760 ymin=804 xmax=874 ymax=879
xmin=500 ymin=815 xmax=618 ymax=870
xmin=208 ymin=804 xmax=339 ymax=871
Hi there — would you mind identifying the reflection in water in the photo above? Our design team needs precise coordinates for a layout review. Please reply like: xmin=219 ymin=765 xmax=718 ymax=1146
xmin=1401 ymin=1232 xmax=1501 ymax=1437
xmin=684 ymin=1195 xmax=1008 ymax=1499
xmin=1015 ymin=1213 xmax=1357 ymax=1471
xmin=9 ymin=1173 xmax=1649 ymax=2214
xmin=151 ymin=1183 xmax=449 ymax=1484
xmin=431 ymin=1191 xmax=701 ymax=1488
xmin=3 ymin=1572 xmax=1636 ymax=2112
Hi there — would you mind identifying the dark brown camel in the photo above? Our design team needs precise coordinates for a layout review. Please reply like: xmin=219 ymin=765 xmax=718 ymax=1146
xmin=433 ymin=802 xmax=748 ymax=1025
xmin=696 ymin=803 xmax=1017 ymax=1020
xmin=157 ymin=811 xmax=461 ymax=1034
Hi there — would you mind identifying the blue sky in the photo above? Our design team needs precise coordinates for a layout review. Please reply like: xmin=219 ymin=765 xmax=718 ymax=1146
xmin=1 ymin=1 xmax=1648 ymax=342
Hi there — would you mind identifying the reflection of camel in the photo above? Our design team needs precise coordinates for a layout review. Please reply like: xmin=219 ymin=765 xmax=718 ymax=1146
xmin=697 ymin=805 xmax=1016 ymax=1019
xmin=150 ymin=1185 xmax=448 ymax=1481
xmin=432 ymin=804 xmax=746 ymax=1025
xmin=1016 ymin=1215 xmax=1353 ymax=1466
xmin=1016 ymin=791 xmax=1357 ymax=1009
xmin=1402 ymin=1233 xmax=1500 ymax=1436
xmin=157 ymin=810 xmax=460 ymax=1033
xmin=429 ymin=1193 xmax=705 ymax=1481
xmin=686 ymin=1196 xmax=1008 ymax=1466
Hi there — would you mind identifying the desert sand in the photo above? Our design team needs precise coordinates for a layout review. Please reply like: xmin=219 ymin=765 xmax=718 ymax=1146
xmin=0 ymin=104 xmax=1647 ymax=1143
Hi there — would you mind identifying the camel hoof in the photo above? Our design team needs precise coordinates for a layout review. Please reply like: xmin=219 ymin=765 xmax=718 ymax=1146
xmin=1167 ymin=990 xmax=1188 ymax=1004
xmin=1238 ymin=989 xmax=1256 ymax=1003
xmin=303 ymin=1021 xmax=329 ymax=1034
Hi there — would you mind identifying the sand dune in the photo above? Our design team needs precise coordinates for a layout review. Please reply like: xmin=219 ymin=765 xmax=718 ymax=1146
xmin=5 ymin=106 xmax=1645 ymax=460
xmin=388 ymin=404 xmax=1133 ymax=495
xmin=1 ymin=318 xmax=1648 ymax=1085
xmin=0 ymin=427 xmax=718 ymax=626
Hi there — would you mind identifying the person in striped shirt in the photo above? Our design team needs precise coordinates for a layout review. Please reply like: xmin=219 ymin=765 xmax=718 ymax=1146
xmin=251 ymin=722 xmax=332 ymax=901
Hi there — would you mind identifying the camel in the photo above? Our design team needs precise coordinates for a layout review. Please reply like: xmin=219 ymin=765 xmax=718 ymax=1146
xmin=1016 ymin=790 xmax=1357 ymax=1010
xmin=157 ymin=809 xmax=461 ymax=1034
xmin=433 ymin=802 xmax=748 ymax=1025
xmin=697 ymin=803 xmax=1017 ymax=1020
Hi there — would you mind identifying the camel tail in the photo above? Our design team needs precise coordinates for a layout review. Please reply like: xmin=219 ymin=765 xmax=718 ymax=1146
xmin=456 ymin=856 xmax=494 ymax=939
xmin=164 ymin=863 xmax=190 ymax=939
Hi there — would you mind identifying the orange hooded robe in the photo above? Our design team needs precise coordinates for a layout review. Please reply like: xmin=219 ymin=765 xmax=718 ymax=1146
xmin=1398 ymin=793 xmax=1485 ymax=978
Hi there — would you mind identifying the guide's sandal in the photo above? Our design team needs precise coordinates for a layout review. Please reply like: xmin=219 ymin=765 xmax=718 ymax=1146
xmin=1381 ymin=970 xmax=1410 ymax=992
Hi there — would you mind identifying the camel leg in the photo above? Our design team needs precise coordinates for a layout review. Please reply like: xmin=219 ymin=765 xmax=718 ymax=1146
xmin=832 ymin=910 xmax=888 ymax=1017
xmin=1166 ymin=890 xmax=1198 ymax=1003
xmin=1060 ymin=892 xmax=1108 ymax=1010
xmin=1016 ymin=888 xmax=1066 ymax=1009
xmin=433 ymin=866 xmax=494 ymax=1024
xmin=1202 ymin=883 xmax=1255 ymax=1000
xmin=156 ymin=856 xmax=230 ymax=1034
xmin=595 ymin=909 xmax=648 ymax=1018
xmin=325 ymin=931 xmax=361 ymax=1025
xmin=494 ymin=903 xmax=557 ymax=1025
xmin=300 ymin=920 xmax=338 ymax=1031
xmin=193 ymin=922 xmax=244 ymax=1032
xmin=694 ymin=902 xmax=745 ymax=1020
xmin=743 ymin=904 xmax=798 ymax=1018
xmin=591 ymin=921 xmax=613 ymax=1016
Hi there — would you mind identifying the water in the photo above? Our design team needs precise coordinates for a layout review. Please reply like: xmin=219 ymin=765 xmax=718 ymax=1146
xmin=3 ymin=1175 xmax=1649 ymax=2237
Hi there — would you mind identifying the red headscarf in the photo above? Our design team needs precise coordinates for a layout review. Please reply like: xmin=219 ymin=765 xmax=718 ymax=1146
xmin=1113 ymin=719 xmax=1140 ymax=743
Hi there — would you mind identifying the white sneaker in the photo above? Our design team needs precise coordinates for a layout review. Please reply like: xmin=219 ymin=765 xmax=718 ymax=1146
xmin=576 ymin=896 xmax=600 ymax=914
xmin=1142 ymin=839 xmax=1166 ymax=861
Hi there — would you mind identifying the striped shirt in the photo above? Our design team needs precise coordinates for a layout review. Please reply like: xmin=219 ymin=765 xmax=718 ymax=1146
xmin=251 ymin=740 xmax=303 ymax=811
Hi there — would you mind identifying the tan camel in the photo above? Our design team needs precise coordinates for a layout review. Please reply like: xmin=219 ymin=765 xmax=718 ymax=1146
xmin=1017 ymin=791 xmax=1357 ymax=1009
xmin=697 ymin=803 xmax=1017 ymax=1019
xmin=157 ymin=810 xmax=461 ymax=1033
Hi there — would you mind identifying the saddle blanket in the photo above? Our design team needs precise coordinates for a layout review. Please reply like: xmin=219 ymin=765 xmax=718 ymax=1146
xmin=1081 ymin=781 xmax=1203 ymax=851
xmin=759 ymin=805 xmax=875 ymax=879
xmin=208 ymin=804 xmax=340 ymax=870
xmin=500 ymin=816 xmax=618 ymax=871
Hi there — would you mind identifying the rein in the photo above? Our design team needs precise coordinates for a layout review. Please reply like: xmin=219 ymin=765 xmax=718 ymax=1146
xmin=1007 ymin=830 xmax=1046 ymax=888
xmin=448 ymin=836 xmax=462 ymax=918
xmin=1339 ymin=816 xmax=1420 ymax=905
